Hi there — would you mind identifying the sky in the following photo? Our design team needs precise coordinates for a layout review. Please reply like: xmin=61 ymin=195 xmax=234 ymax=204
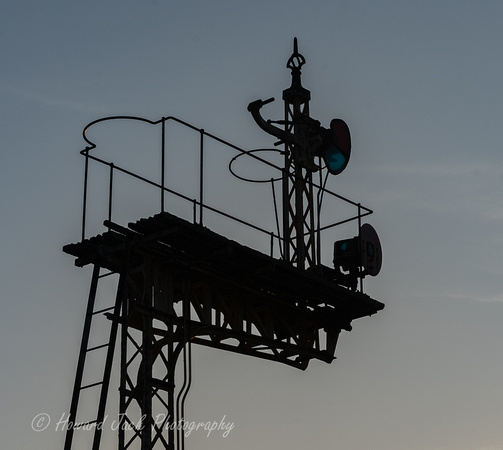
xmin=1 ymin=1 xmax=503 ymax=449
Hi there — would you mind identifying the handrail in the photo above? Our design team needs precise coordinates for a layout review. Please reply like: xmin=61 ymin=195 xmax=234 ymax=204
xmin=78 ymin=115 xmax=372 ymax=261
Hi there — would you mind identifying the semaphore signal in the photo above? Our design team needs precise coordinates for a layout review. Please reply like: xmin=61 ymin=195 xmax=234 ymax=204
xmin=62 ymin=38 xmax=384 ymax=450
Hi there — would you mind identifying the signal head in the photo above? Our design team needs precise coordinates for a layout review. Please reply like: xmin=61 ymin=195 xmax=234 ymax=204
xmin=333 ymin=223 xmax=382 ymax=288
xmin=319 ymin=119 xmax=351 ymax=175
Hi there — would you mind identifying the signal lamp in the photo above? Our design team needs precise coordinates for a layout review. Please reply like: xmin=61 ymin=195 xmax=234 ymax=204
xmin=333 ymin=223 xmax=382 ymax=289
xmin=333 ymin=236 xmax=359 ymax=271
xmin=318 ymin=119 xmax=351 ymax=175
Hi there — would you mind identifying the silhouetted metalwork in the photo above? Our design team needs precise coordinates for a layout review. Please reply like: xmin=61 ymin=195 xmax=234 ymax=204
xmin=62 ymin=39 xmax=384 ymax=450
xmin=248 ymin=38 xmax=354 ymax=271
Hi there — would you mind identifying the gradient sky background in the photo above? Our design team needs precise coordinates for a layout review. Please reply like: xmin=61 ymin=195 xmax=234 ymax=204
xmin=2 ymin=1 xmax=503 ymax=449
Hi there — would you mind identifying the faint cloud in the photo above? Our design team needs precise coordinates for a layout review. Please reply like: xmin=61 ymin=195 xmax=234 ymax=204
xmin=0 ymin=79 xmax=107 ymax=114
xmin=435 ymin=444 xmax=503 ymax=450
xmin=364 ymin=161 xmax=503 ymax=220
xmin=368 ymin=161 xmax=503 ymax=178
xmin=446 ymin=292 xmax=503 ymax=304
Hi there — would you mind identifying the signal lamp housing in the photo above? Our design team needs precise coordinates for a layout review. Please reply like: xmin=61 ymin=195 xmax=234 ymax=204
xmin=317 ymin=119 xmax=351 ymax=175
xmin=333 ymin=223 xmax=382 ymax=289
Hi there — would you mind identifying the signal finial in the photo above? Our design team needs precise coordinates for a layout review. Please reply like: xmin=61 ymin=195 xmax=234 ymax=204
xmin=286 ymin=37 xmax=306 ymax=72
xmin=284 ymin=38 xmax=310 ymax=103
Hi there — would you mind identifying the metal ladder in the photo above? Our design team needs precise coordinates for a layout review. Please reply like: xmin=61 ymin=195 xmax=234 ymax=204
xmin=64 ymin=262 xmax=128 ymax=450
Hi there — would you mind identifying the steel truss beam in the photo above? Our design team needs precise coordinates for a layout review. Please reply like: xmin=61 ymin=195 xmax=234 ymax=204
xmin=63 ymin=212 xmax=383 ymax=449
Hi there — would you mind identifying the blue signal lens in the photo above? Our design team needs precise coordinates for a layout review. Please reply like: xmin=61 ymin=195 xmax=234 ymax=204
xmin=322 ymin=119 xmax=351 ymax=175
xmin=324 ymin=145 xmax=347 ymax=175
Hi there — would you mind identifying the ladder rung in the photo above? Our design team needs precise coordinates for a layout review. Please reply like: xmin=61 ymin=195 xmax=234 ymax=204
xmin=86 ymin=343 xmax=110 ymax=352
xmin=104 ymin=312 xmax=121 ymax=322
xmin=80 ymin=381 xmax=104 ymax=390
xmin=92 ymin=306 xmax=115 ymax=316
xmin=74 ymin=419 xmax=98 ymax=428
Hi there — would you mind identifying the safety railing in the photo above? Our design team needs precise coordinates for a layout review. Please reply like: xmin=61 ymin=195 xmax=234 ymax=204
xmin=79 ymin=115 xmax=372 ymax=263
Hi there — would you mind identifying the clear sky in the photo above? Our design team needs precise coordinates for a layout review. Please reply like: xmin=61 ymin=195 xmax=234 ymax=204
xmin=2 ymin=1 xmax=503 ymax=449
